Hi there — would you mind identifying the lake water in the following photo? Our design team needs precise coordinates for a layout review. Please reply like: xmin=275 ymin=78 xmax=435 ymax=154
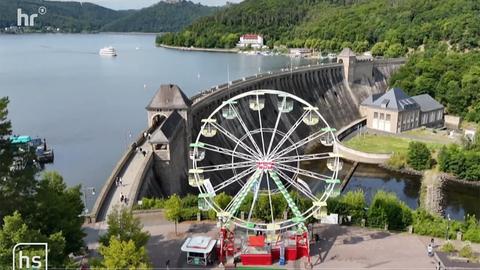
xmin=343 ymin=164 xmax=480 ymax=220
xmin=0 ymin=33 xmax=477 ymax=219
xmin=0 ymin=33 xmax=314 ymax=206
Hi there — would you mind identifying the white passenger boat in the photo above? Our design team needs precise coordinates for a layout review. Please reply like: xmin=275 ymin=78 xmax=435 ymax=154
xmin=99 ymin=46 xmax=117 ymax=56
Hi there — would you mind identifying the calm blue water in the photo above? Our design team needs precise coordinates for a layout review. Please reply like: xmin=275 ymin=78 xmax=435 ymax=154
xmin=0 ymin=33 xmax=313 ymax=206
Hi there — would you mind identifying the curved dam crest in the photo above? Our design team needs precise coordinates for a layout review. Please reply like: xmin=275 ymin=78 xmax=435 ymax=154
xmin=90 ymin=54 xmax=405 ymax=222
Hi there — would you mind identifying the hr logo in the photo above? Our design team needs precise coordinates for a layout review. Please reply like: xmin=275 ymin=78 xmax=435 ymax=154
xmin=12 ymin=243 xmax=48 ymax=270
xmin=17 ymin=6 xmax=47 ymax=27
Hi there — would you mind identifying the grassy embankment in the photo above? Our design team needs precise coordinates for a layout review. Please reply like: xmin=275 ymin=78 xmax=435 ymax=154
xmin=343 ymin=133 xmax=445 ymax=155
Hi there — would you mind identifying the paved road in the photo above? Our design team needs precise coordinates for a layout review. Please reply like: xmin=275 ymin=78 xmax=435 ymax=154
xmin=84 ymin=212 xmax=480 ymax=269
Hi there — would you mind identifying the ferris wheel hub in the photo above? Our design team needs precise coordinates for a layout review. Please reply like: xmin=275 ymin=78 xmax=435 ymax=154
xmin=256 ymin=160 xmax=275 ymax=170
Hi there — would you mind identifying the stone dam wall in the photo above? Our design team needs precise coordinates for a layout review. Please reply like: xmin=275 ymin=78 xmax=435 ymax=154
xmin=91 ymin=58 xmax=405 ymax=222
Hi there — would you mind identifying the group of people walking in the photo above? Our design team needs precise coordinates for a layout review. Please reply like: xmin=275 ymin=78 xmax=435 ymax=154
xmin=115 ymin=176 xmax=129 ymax=205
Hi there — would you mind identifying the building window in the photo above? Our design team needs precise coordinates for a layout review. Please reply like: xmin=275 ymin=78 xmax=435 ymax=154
xmin=386 ymin=114 xmax=391 ymax=121
xmin=437 ymin=110 xmax=443 ymax=121
xmin=380 ymin=113 xmax=384 ymax=120
xmin=374 ymin=112 xmax=378 ymax=119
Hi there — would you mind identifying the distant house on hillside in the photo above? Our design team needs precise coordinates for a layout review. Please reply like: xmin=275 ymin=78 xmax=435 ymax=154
xmin=236 ymin=34 xmax=264 ymax=49
xmin=360 ymin=88 xmax=444 ymax=133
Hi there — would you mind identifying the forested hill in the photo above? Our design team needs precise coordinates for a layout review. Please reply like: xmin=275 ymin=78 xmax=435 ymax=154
xmin=0 ymin=0 xmax=216 ymax=33
xmin=0 ymin=0 xmax=129 ymax=32
xmin=158 ymin=0 xmax=480 ymax=55
xmin=101 ymin=1 xmax=218 ymax=33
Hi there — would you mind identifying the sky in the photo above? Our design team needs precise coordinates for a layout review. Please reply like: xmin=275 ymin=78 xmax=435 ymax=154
xmin=52 ymin=0 xmax=243 ymax=10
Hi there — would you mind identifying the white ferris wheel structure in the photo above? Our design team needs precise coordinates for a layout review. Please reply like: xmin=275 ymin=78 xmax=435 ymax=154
xmin=189 ymin=89 xmax=343 ymax=232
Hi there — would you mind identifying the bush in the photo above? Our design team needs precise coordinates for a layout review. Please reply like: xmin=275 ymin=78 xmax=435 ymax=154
xmin=182 ymin=194 xmax=198 ymax=208
xmin=367 ymin=191 xmax=412 ymax=230
xmin=464 ymin=215 xmax=480 ymax=243
xmin=386 ymin=152 xmax=407 ymax=169
xmin=441 ymin=241 xmax=456 ymax=253
xmin=136 ymin=197 xmax=165 ymax=210
xmin=327 ymin=190 xmax=366 ymax=225
xmin=407 ymin=141 xmax=432 ymax=170
xmin=412 ymin=209 xmax=463 ymax=239
xmin=459 ymin=244 xmax=474 ymax=260
xmin=180 ymin=207 xmax=198 ymax=221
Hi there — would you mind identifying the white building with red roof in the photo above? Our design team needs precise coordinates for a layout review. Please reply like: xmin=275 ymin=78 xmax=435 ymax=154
xmin=237 ymin=34 xmax=264 ymax=49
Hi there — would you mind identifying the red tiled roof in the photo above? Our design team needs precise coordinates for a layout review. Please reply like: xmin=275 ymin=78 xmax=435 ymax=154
xmin=241 ymin=34 xmax=261 ymax=40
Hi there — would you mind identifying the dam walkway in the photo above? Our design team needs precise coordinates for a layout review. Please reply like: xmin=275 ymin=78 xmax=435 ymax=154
xmin=100 ymin=141 xmax=151 ymax=220
xmin=95 ymin=139 xmax=152 ymax=222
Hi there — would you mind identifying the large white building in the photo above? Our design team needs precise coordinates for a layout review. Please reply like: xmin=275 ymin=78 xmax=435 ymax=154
xmin=236 ymin=34 xmax=264 ymax=49
xmin=360 ymin=88 xmax=444 ymax=134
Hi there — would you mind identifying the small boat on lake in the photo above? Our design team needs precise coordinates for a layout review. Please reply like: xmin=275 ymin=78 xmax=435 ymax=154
xmin=99 ymin=46 xmax=117 ymax=56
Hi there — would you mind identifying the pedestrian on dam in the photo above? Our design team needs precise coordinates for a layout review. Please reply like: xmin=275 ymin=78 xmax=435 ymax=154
xmin=120 ymin=193 xmax=124 ymax=203
xmin=119 ymin=177 xmax=123 ymax=186
xmin=142 ymin=150 xmax=147 ymax=157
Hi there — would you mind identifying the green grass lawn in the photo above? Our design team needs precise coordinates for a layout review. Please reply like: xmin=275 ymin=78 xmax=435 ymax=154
xmin=344 ymin=134 xmax=443 ymax=154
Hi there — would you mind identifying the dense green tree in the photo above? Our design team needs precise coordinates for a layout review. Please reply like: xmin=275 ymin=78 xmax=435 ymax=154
xmin=327 ymin=190 xmax=366 ymax=225
xmin=99 ymin=237 xmax=150 ymax=270
xmin=164 ymin=194 xmax=182 ymax=235
xmin=391 ymin=49 xmax=480 ymax=119
xmin=367 ymin=191 xmax=412 ymax=230
xmin=0 ymin=212 xmax=68 ymax=268
xmin=437 ymin=143 xmax=480 ymax=181
xmin=31 ymin=171 xmax=85 ymax=255
xmin=100 ymin=207 xmax=149 ymax=249
xmin=0 ymin=98 xmax=38 ymax=220
xmin=158 ymin=0 xmax=480 ymax=52
xmin=407 ymin=142 xmax=432 ymax=171
xmin=0 ymin=98 xmax=85 ymax=267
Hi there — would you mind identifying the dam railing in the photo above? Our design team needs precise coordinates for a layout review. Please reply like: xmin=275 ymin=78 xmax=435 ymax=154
xmin=190 ymin=62 xmax=344 ymax=105
xmin=89 ymin=125 xmax=157 ymax=223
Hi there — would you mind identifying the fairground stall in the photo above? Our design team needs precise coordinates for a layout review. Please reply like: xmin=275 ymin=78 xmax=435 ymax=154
xmin=181 ymin=236 xmax=216 ymax=266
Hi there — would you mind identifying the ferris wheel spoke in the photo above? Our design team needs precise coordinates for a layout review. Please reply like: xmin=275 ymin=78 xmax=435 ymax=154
xmin=276 ymin=153 xmax=331 ymax=164
xmin=272 ymin=130 xmax=328 ymax=160
xmin=266 ymin=96 xmax=285 ymax=155
xmin=225 ymin=170 xmax=261 ymax=215
xmin=214 ymin=166 xmax=257 ymax=192
xmin=198 ymin=142 xmax=256 ymax=161
xmin=198 ymin=160 xmax=256 ymax=172
xmin=268 ymin=171 xmax=304 ymax=219
xmin=267 ymin=110 xmax=308 ymax=159
xmin=256 ymin=95 xmax=266 ymax=155
xmin=265 ymin=172 xmax=275 ymax=224
xmin=247 ymin=174 xmax=262 ymax=222
xmin=274 ymin=169 xmax=316 ymax=201
xmin=228 ymin=104 xmax=263 ymax=157
xmin=276 ymin=163 xmax=332 ymax=182
xmin=211 ymin=122 xmax=261 ymax=159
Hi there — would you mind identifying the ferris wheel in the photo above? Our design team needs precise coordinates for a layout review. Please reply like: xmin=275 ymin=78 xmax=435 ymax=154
xmin=189 ymin=89 xmax=343 ymax=232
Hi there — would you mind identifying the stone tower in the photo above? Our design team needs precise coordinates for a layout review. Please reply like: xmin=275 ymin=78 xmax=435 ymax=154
xmin=145 ymin=84 xmax=191 ymax=127
xmin=144 ymin=84 xmax=191 ymax=196
xmin=337 ymin=47 xmax=374 ymax=84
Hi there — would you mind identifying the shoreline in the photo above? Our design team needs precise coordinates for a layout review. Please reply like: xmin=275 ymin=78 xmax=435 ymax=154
xmin=157 ymin=43 xmax=240 ymax=53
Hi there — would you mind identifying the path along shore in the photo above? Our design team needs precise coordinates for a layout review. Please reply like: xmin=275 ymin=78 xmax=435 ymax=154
xmin=157 ymin=43 xmax=239 ymax=53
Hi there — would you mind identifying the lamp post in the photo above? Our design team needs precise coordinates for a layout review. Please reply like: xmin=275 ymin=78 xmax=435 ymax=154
xmin=82 ymin=187 xmax=96 ymax=215
xmin=445 ymin=214 xmax=451 ymax=240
